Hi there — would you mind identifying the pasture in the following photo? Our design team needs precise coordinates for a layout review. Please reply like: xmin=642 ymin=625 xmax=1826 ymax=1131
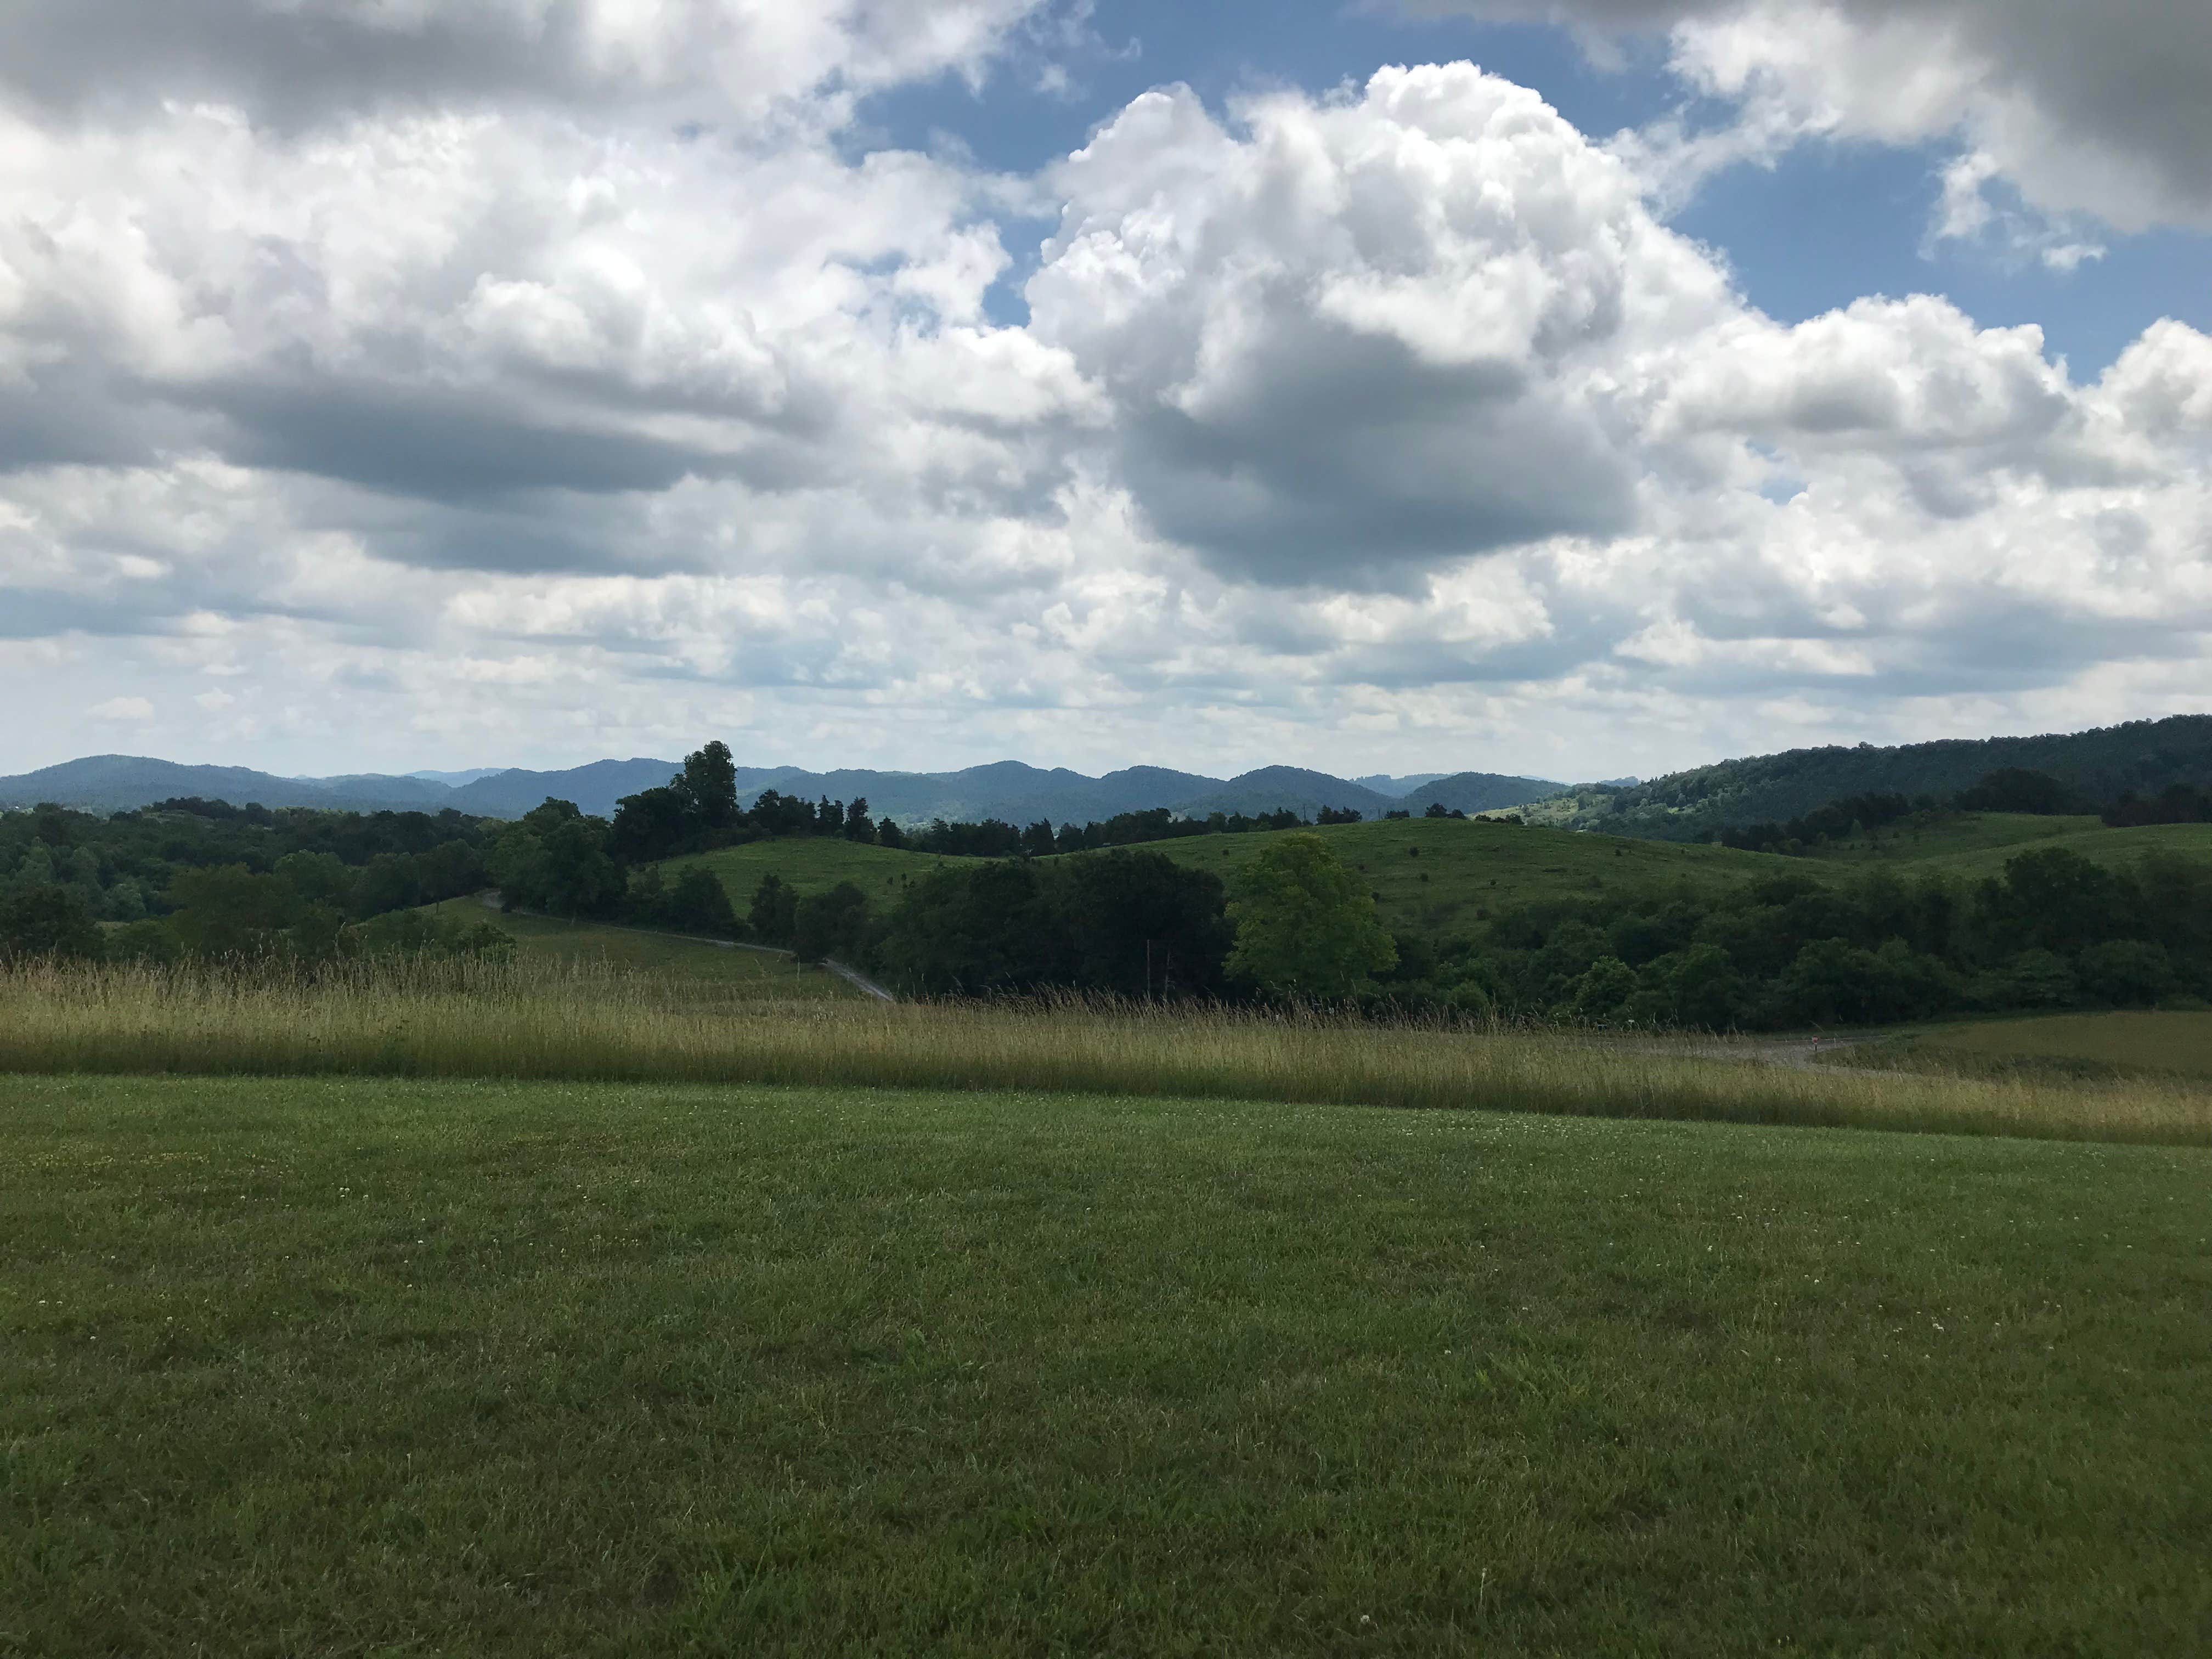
xmin=675 ymin=836 xmax=958 ymax=907
xmin=676 ymin=814 xmax=2212 ymax=944
xmin=421 ymin=898 xmax=855 ymax=998
xmin=1863 ymin=1010 xmax=2212 ymax=1084
xmin=4 ymin=1073 xmax=2206 ymax=1656
xmin=1881 ymin=819 xmax=2212 ymax=884
xmin=1087 ymin=816 xmax=1796 ymax=934
xmin=5 ymin=960 xmax=2209 ymax=1146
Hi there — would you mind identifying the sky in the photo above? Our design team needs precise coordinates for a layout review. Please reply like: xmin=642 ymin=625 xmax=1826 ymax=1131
xmin=3 ymin=0 xmax=2210 ymax=785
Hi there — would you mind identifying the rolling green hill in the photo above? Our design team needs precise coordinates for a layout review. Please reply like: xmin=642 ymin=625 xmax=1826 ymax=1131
xmin=674 ymin=814 xmax=2212 ymax=947
xmin=422 ymin=898 xmax=856 ymax=997
xmin=1862 ymin=820 xmax=2212 ymax=885
xmin=1802 ymin=812 xmax=2106 ymax=864
xmin=674 ymin=836 xmax=964 ymax=909
xmin=1059 ymin=817 xmax=1805 ymax=934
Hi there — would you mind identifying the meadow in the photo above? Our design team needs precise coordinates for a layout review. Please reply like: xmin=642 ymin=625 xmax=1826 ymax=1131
xmin=5 ymin=1071 xmax=2205 ymax=1656
xmin=3 ymin=958 xmax=2210 ymax=1146
xmin=1848 ymin=1010 xmax=2212 ymax=1085
xmin=675 ymin=812 xmax=2212 ymax=941
xmin=419 ymin=898 xmax=855 ymax=998
xmin=1086 ymin=815 xmax=1796 ymax=934
xmin=675 ymin=836 xmax=961 ymax=906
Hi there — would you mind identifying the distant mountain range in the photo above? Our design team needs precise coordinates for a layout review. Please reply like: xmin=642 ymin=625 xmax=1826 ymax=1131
xmin=12 ymin=715 xmax=2210 ymax=838
xmin=0 ymin=754 xmax=1569 ymax=825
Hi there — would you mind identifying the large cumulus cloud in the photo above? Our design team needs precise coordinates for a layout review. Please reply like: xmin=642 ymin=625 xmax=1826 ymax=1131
xmin=0 ymin=0 xmax=1051 ymax=131
xmin=1025 ymin=67 xmax=1737 ymax=587
xmin=1396 ymin=0 xmax=2212 ymax=236
xmin=1 ymin=3 xmax=2209 ymax=781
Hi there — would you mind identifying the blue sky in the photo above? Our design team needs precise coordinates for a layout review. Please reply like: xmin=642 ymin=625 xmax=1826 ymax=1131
xmin=3 ymin=0 xmax=2210 ymax=782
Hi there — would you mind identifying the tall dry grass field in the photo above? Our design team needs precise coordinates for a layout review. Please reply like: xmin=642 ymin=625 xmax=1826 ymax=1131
xmin=3 ymin=958 xmax=2205 ymax=1144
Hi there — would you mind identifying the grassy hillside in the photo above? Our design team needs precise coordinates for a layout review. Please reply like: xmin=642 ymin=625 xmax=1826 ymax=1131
xmin=1859 ymin=1012 xmax=2212 ymax=1083
xmin=422 ymin=898 xmax=855 ymax=997
xmin=1867 ymin=820 xmax=2212 ymax=884
xmin=1053 ymin=817 xmax=1805 ymax=934
xmin=674 ymin=836 xmax=961 ymax=907
xmin=5 ymin=1074 xmax=2205 ymax=1655
xmin=1803 ymin=811 xmax=2104 ymax=863
xmin=671 ymin=814 xmax=2212 ymax=953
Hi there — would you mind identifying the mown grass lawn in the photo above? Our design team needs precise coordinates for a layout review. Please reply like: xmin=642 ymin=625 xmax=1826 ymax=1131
xmin=4 ymin=1077 xmax=2205 ymax=1656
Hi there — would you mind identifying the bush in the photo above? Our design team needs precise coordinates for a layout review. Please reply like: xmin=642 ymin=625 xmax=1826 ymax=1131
xmin=107 ymin=919 xmax=182 ymax=966
xmin=2076 ymin=940 xmax=2176 ymax=1008
xmin=0 ymin=884 xmax=104 ymax=962
xmin=350 ymin=911 xmax=516 ymax=962
xmin=749 ymin=873 xmax=798 ymax=949
xmin=794 ymin=882 xmax=871 ymax=964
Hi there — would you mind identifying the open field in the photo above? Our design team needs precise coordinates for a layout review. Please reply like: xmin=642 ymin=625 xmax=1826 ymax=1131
xmin=664 ymin=821 xmax=1812 ymax=940
xmin=682 ymin=815 xmax=2212 ymax=946
xmin=1097 ymin=817 xmax=1802 ymax=933
xmin=4 ymin=1073 xmax=2205 ymax=1656
xmin=674 ymin=836 xmax=961 ymax=907
xmin=1804 ymin=811 xmax=2104 ymax=863
xmin=421 ymin=898 xmax=855 ymax=998
xmin=1881 ymin=819 xmax=2212 ymax=884
xmin=1849 ymin=1011 xmax=2212 ymax=1084
xmin=2 ymin=961 xmax=2208 ymax=1146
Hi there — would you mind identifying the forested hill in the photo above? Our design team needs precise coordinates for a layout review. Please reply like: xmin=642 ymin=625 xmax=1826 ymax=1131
xmin=1526 ymin=715 xmax=2212 ymax=840
xmin=0 ymin=755 xmax=460 ymax=815
xmin=1402 ymin=771 xmax=1570 ymax=815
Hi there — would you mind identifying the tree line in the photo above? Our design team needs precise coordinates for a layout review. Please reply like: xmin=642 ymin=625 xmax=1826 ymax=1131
xmin=0 ymin=797 xmax=509 ymax=964
xmin=1712 ymin=768 xmax=2106 ymax=856
xmin=1389 ymin=847 xmax=2212 ymax=1029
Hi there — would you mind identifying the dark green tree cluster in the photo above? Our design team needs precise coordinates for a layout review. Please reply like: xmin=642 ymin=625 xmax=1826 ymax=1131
xmin=1716 ymin=770 xmax=2114 ymax=857
xmin=0 ymin=797 xmax=504 ymax=964
xmin=0 ymin=799 xmax=495 ymax=925
xmin=1014 ymin=805 xmax=1334 ymax=858
xmin=1381 ymin=848 xmax=2212 ymax=1029
xmin=742 ymin=850 xmax=1234 ymax=995
xmin=2104 ymin=783 xmax=2212 ymax=827
xmin=610 ymin=743 xmax=885 ymax=862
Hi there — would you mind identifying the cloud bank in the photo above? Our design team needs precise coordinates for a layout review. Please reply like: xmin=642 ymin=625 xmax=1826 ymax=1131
xmin=2 ymin=0 xmax=2209 ymax=779
xmin=1401 ymin=0 xmax=2212 ymax=241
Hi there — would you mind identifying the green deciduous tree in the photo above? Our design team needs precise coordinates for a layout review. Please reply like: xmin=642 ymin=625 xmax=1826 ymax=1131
xmin=0 ymin=884 xmax=104 ymax=961
xmin=167 ymin=865 xmax=301 ymax=958
xmin=749 ymin=873 xmax=798 ymax=948
xmin=676 ymin=741 xmax=740 ymax=831
xmin=794 ymin=881 xmax=871 ymax=964
xmin=1224 ymin=834 xmax=1396 ymax=1000
xmin=668 ymin=867 xmax=740 ymax=938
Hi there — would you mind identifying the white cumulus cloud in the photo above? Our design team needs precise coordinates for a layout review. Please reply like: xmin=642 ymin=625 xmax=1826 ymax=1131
xmin=1 ymin=9 xmax=2209 ymax=781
